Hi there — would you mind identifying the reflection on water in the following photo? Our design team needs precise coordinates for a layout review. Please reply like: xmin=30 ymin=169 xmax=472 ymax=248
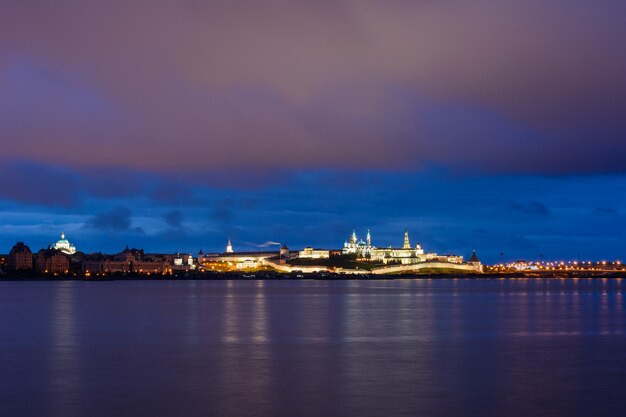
xmin=1 ymin=279 xmax=626 ymax=417
xmin=46 ymin=283 xmax=80 ymax=417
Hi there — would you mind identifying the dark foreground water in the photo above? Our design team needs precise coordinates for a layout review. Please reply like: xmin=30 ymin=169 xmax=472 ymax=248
xmin=1 ymin=279 xmax=626 ymax=417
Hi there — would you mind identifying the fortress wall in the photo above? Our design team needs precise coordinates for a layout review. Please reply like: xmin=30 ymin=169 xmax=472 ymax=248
xmin=371 ymin=262 xmax=482 ymax=275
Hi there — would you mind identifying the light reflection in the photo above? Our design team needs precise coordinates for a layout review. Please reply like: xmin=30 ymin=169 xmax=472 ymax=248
xmin=252 ymin=280 xmax=268 ymax=343
xmin=222 ymin=281 xmax=240 ymax=343
xmin=184 ymin=280 xmax=200 ymax=345
xmin=45 ymin=282 xmax=81 ymax=417
xmin=214 ymin=281 xmax=274 ymax=417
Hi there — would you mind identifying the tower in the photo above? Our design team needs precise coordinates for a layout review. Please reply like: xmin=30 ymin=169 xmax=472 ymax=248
xmin=366 ymin=230 xmax=371 ymax=247
xmin=350 ymin=229 xmax=357 ymax=245
xmin=403 ymin=228 xmax=411 ymax=249
xmin=226 ymin=238 xmax=233 ymax=253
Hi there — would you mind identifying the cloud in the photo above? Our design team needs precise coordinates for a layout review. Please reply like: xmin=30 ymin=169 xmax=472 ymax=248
xmin=252 ymin=241 xmax=282 ymax=248
xmin=210 ymin=199 xmax=242 ymax=223
xmin=210 ymin=207 xmax=233 ymax=223
xmin=0 ymin=0 xmax=625 ymax=176
xmin=0 ymin=160 xmax=80 ymax=207
xmin=508 ymin=201 xmax=551 ymax=216
xmin=2 ymin=170 xmax=626 ymax=261
xmin=84 ymin=206 xmax=144 ymax=233
xmin=164 ymin=210 xmax=183 ymax=228
xmin=592 ymin=207 xmax=617 ymax=216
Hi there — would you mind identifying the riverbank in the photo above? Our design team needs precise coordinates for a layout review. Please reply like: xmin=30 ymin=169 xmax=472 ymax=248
xmin=1 ymin=270 xmax=625 ymax=281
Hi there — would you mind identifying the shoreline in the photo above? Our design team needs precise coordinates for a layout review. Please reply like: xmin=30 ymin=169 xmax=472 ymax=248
xmin=1 ymin=271 xmax=625 ymax=281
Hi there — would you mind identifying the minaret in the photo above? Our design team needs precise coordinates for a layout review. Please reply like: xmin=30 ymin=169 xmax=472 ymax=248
xmin=403 ymin=228 xmax=411 ymax=249
xmin=226 ymin=238 xmax=234 ymax=253
xmin=366 ymin=230 xmax=371 ymax=247
xmin=350 ymin=229 xmax=357 ymax=245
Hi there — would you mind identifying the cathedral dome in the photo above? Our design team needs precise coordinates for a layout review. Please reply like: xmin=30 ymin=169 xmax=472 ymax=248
xmin=52 ymin=233 xmax=77 ymax=255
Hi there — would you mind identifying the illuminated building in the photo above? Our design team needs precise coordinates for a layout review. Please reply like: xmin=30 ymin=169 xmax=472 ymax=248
xmin=343 ymin=228 xmax=467 ymax=265
xmin=203 ymin=251 xmax=277 ymax=269
xmin=83 ymin=253 xmax=132 ymax=274
xmin=198 ymin=239 xmax=280 ymax=270
xmin=298 ymin=247 xmax=330 ymax=259
xmin=507 ymin=260 xmax=539 ymax=271
xmin=226 ymin=238 xmax=234 ymax=253
xmin=342 ymin=229 xmax=374 ymax=257
xmin=236 ymin=259 xmax=259 ymax=269
xmin=52 ymin=232 xmax=77 ymax=255
xmin=468 ymin=251 xmax=483 ymax=272
xmin=35 ymin=249 xmax=70 ymax=274
xmin=115 ymin=248 xmax=170 ymax=274
xmin=83 ymin=247 xmax=175 ymax=274
xmin=173 ymin=253 xmax=194 ymax=267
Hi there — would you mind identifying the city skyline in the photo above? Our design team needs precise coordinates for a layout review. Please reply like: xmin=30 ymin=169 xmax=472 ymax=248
xmin=2 ymin=210 xmax=623 ymax=265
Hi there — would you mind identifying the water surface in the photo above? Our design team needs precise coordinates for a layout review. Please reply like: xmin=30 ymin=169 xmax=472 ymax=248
xmin=1 ymin=279 xmax=625 ymax=417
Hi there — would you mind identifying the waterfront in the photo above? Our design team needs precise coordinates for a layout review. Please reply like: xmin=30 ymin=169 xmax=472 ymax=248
xmin=1 ymin=279 xmax=626 ymax=417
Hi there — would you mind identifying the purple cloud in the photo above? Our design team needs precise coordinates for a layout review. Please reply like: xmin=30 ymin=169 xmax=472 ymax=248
xmin=0 ymin=0 xmax=624 ymax=177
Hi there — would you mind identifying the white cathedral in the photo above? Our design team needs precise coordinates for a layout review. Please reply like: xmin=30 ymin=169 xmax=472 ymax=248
xmin=52 ymin=232 xmax=77 ymax=255
xmin=343 ymin=228 xmax=463 ymax=265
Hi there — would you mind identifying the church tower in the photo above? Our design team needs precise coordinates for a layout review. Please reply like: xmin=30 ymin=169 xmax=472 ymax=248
xmin=403 ymin=228 xmax=411 ymax=249
xmin=226 ymin=238 xmax=234 ymax=253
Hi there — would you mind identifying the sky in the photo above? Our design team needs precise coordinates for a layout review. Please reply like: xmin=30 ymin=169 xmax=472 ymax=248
xmin=1 ymin=0 xmax=625 ymax=263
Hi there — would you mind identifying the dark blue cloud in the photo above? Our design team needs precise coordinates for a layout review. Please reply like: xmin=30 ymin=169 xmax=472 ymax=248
xmin=592 ymin=207 xmax=617 ymax=216
xmin=84 ymin=206 xmax=144 ymax=234
xmin=0 ymin=160 xmax=80 ymax=207
xmin=211 ymin=206 xmax=234 ymax=223
xmin=1 ymin=164 xmax=624 ymax=263
xmin=508 ymin=201 xmax=551 ymax=217
xmin=164 ymin=210 xmax=183 ymax=228
xmin=0 ymin=170 xmax=622 ymax=262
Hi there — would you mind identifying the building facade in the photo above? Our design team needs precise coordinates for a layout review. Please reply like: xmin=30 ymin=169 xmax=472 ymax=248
xmin=35 ymin=249 xmax=70 ymax=274
xmin=84 ymin=247 xmax=174 ymax=275
xmin=298 ymin=247 xmax=330 ymax=259
xmin=83 ymin=253 xmax=132 ymax=274
xmin=342 ymin=228 xmax=464 ymax=265
xmin=342 ymin=230 xmax=374 ymax=257
xmin=8 ymin=242 xmax=33 ymax=271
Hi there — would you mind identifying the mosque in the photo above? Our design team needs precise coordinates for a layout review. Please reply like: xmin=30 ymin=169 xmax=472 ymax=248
xmin=51 ymin=232 xmax=77 ymax=255
xmin=343 ymin=229 xmax=463 ymax=265
xmin=342 ymin=229 xmax=375 ymax=257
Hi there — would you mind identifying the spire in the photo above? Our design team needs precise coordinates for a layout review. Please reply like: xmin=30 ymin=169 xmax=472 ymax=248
xmin=403 ymin=228 xmax=411 ymax=249
xmin=226 ymin=237 xmax=234 ymax=253
xmin=366 ymin=229 xmax=371 ymax=247
xmin=469 ymin=250 xmax=480 ymax=263
xmin=61 ymin=232 xmax=65 ymax=240
xmin=350 ymin=229 xmax=357 ymax=244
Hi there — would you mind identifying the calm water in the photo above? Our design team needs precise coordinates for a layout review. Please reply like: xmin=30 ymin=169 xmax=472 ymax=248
xmin=1 ymin=279 xmax=626 ymax=417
